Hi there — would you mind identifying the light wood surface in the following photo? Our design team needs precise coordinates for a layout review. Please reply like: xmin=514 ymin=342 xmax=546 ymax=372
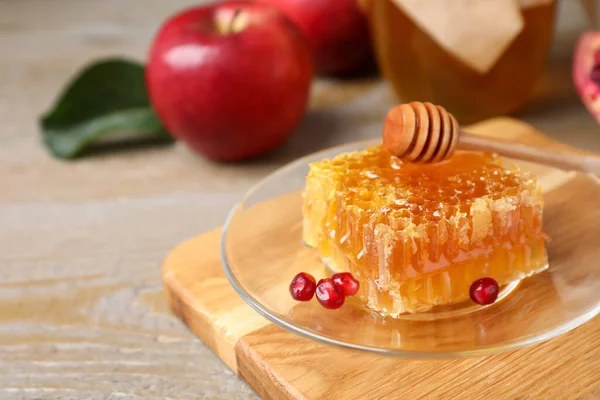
xmin=2 ymin=0 xmax=600 ymax=398
xmin=163 ymin=117 xmax=600 ymax=400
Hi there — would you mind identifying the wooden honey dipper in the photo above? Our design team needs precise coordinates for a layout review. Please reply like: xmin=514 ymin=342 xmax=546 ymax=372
xmin=383 ymin=101 xmax=600 ymax=174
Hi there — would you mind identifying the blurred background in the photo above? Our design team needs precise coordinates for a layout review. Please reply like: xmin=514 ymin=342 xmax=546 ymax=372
xmin=2 ymin=1 xmax=599 ymax=155
xmin=2 ymin=1 xmax=599 ymax=160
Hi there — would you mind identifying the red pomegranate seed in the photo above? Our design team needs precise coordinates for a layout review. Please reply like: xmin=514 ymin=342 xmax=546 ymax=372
xmin=315 ymin=278 xmax=345 ymax=309
xmin=331 ymin=272 xmax=360 ymax=296
xmin=591 ymin=65 xmax=600 ymax=86
xmin=594 ymin=49 xmax=600 ymax=65
xmin=469 ymin=277 xmax=500 ymax=305
xmin=289 ymin=272 xmax=317 ymax=301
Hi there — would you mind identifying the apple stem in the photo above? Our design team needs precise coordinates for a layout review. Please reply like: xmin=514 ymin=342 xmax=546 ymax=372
xmin=229 ymin=8 xmax=242 ymax=34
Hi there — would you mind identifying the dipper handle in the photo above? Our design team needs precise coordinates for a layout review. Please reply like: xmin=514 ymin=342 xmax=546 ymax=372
xmin=383 ymin=102 xmax=600 ymax=175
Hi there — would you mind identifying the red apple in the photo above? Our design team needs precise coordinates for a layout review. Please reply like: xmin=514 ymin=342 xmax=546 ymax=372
xmin=146 ymin=1 xmax=313 ymax=161
xmin=255 ymin=0 xmax=372 ymax=76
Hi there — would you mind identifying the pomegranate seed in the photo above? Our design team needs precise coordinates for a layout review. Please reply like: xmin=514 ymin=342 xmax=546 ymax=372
xmin=315 ymin=278 xmax=345 ymax=309
xmin=594 ymin=49 xmax=600 ymax=65
xmin=289 ymin=272 xmax=316 ymax=302
xmin=332 ymin=272 xmax=360 ymax=296
xmin=591 ymin=65 xmax=600 ymax=86
xmin=469 ymin=277 xmax=499 ymax=305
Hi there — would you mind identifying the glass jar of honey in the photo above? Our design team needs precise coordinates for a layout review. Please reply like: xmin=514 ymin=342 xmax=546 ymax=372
xmin=369 ymin=1 xmax=557 ymax=123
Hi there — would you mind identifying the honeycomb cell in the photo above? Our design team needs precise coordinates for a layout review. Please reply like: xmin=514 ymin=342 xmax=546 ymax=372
xmin=302 ymin=145 xmax=548 ymax=316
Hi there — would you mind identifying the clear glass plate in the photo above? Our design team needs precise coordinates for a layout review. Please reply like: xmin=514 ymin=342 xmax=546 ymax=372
xmin=221 ymin=139 xmax=600 ymax=356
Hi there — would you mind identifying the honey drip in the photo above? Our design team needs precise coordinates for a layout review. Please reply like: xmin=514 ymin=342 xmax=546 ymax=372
xmin=303 ymin=146 xmax=548 ymax=315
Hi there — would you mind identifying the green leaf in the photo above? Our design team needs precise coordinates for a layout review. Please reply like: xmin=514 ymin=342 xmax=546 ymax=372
xmin=40 ymin=58 xmax=173 ymax=159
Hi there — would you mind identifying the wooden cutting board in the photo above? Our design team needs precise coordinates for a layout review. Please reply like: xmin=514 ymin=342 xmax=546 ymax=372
xmin=162 ymin=117 xmax=600 ymax=400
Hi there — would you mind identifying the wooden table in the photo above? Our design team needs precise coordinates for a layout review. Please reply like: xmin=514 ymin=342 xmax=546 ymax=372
xmin=1 ymin=1 xmax=598 ymax=398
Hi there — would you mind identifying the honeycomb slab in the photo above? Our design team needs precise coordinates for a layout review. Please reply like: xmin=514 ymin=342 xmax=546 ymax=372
xmin=302 ymin=145 xmax=548 ymax=315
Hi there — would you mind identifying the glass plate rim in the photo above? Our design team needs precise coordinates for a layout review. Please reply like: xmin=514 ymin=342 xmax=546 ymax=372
xmin=220 ymin=138 xmax=600 ymax=357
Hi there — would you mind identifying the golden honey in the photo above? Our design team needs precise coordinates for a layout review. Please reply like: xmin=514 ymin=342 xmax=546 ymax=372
xmin=303 ymin=146 xmax=548 ymax=315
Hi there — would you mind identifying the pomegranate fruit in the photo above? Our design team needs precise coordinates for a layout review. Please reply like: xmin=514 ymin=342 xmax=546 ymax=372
xmin=573 ymin=31 xmax=600 ymax=124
